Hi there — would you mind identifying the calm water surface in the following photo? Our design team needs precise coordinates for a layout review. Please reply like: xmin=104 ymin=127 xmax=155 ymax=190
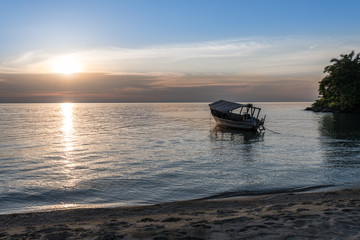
xmin=1 ymin=102 xmax=360 ymax=214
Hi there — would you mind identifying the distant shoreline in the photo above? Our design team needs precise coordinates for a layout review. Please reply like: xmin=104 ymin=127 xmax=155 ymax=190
xmin=1 ymin=188 xmax=359 ymax=239
xmin=0 ymin=101 xmax=315 ymax=104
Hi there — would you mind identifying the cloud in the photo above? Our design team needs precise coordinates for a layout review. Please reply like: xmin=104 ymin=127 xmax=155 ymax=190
xmin=0 ymin=72 xmax=317 ymax=102
xmin=0 ymin=51 xmax=51 ymax=73
xmin=2 ymin=36 xmax=360 ymax=77
xmin=1 ymin=36 xmax=358 ymax=102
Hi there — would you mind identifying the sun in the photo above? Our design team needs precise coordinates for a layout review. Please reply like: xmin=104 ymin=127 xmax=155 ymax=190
xmin=52 ymin=55 xmax=84 ymax=75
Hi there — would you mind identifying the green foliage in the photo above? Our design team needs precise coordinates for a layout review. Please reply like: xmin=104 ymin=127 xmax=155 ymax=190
xmin=313 ymin=51 xmax=360 ymax=112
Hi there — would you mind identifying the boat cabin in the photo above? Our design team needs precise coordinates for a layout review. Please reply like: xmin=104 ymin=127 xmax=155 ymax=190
xmin=209 ymin=100 xmax=262 ymax=121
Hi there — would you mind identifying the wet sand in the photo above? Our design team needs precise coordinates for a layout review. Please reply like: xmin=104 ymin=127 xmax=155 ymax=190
xmin=1 ymin=188 xmax=359 ymax=239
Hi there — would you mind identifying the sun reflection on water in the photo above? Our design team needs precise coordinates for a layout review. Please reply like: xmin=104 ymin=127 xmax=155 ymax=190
xmin=61 ymin=103 xmax=74 ymax=152
xmin=60 ymin=103 xmax=77 ymax=187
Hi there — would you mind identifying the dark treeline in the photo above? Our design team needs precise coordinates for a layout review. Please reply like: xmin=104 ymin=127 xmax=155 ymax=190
xmin=309 ymin=51 xmax=360 ymax=113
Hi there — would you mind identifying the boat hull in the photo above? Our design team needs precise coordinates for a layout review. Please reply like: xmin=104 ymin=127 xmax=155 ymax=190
xmin=212 ymin=115 xmax=259 ymax=131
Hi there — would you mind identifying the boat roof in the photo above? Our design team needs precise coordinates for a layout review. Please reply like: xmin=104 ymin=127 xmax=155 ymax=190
xmin=209 ymin=100 xmax=256 ymax=113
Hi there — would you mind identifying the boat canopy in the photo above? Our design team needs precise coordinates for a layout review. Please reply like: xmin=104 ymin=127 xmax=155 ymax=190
xmin=209 ymin=100 xmax=254 ymax=113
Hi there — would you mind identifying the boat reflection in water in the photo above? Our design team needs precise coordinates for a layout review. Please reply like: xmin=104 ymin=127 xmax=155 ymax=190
xmin=210 ymin=125 xmax=264 ymax=143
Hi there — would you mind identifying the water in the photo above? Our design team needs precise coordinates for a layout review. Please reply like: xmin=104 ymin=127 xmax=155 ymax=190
xmin=0 ymin=102 xmax=360 ymax=214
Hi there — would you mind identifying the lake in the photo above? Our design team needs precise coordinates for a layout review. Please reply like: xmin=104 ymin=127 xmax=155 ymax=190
xmin=1 ymin=102 xmax=360 ymax=214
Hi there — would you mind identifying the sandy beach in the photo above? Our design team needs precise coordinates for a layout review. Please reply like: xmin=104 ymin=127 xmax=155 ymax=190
xmin=0 ymin=188 xmax=359 ymax=240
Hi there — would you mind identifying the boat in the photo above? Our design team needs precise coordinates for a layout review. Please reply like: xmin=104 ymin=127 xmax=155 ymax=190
xmin=209 ymin=100 xmax=266 ymax=131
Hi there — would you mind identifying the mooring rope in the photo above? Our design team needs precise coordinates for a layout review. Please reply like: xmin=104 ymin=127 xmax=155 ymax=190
xmin=265 ymin=127 xmax=281 ymax=134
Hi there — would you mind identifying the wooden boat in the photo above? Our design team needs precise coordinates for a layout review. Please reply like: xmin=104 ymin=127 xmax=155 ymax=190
xmin=209 ymin=100 xmax=266 ymax=131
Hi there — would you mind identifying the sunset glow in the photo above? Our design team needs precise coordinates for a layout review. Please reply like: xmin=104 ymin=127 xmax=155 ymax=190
xmin=52 ymin=56 xmax=84 ymax=75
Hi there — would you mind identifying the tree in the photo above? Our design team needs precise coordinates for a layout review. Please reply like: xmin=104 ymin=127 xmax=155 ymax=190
xmin=312 ymin=51 xmax=360 ymax=112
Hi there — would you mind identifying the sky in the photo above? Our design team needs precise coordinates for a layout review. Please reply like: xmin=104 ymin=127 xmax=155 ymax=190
xmin=0 ymin=0 xmax=359 ymax=102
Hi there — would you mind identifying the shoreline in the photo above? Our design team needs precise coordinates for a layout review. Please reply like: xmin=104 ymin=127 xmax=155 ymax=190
xmin=0 ymin=184 xmax=343 ymax=216
xmin=1 ymin=188 xmax=360 ymax=239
